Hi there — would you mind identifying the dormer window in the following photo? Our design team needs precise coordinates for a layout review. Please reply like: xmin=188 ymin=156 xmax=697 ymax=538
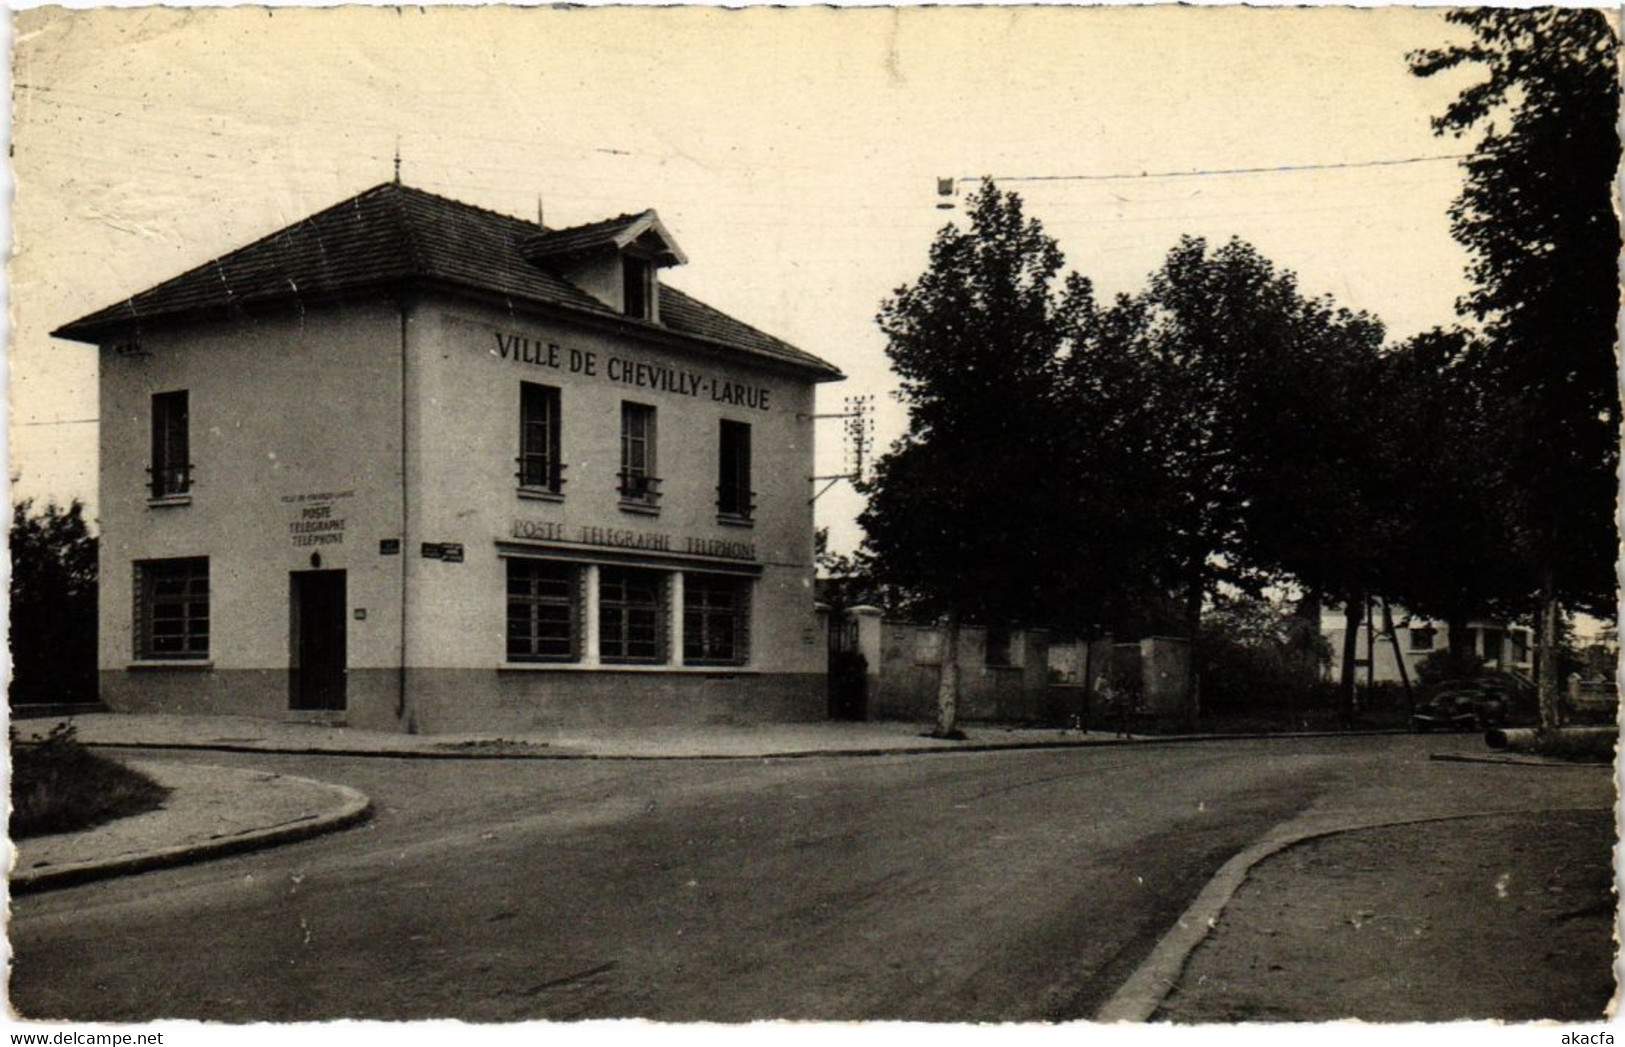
xmin=517 ymin=208 xmax=687 ymax=322
xmin=623 ymin=255 xmax=655 ymax=320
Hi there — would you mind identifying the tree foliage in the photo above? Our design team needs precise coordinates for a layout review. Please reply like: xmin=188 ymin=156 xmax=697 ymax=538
xmin=1065 ymin=237 xmax=1388 ymax=635
xmin=859 ymin=183 xmax=1071 ymax=628
xmin=1410 ymin=8 xmax=1620 ymax=614
xmin=10 ymin=498 xmax=98 ymax=706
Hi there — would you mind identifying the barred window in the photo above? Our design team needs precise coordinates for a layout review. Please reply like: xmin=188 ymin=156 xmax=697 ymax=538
xmin=518 ymin=383 xmax=563 ymax=493
xmin=600 ymin=566 xmax=665 ymax=663
xmin=506 ymin=559 xmax=579 ymax=662
xmin=136 ymin=557 xmax=209 ymax=659
xmin=684 ymin=574 xmax=750 ymax=666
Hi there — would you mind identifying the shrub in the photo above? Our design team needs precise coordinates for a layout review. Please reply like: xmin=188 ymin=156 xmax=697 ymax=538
xmin=11 ymin=723 xmax=170 ymax=839
xmin=10 ymin=499 xmax=97 ymax=707
xmin=1197 ymin=596 xmax=1328 ymax=716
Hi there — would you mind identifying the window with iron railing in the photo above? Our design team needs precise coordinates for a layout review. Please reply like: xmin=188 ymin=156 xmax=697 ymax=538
xmin=517 ymin=382 xmax=565 ymax=495
xmin=149 ymin=390 xmax=192 ymax=500
xmin=717 ymin=419 xmax=754 ymax=521
xmin=619 ymin=402 xmax=660 ymax=509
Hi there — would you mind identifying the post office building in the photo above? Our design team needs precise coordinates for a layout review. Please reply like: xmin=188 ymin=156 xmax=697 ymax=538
xmin=54 ymin=182 xmax=844 ymax=732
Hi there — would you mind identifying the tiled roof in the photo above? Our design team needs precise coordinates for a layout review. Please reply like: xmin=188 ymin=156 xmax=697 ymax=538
xmin=53 ymin=183 xmax=843 ymax=380
xmin=517 ymin=212 xmax=649 ymax=259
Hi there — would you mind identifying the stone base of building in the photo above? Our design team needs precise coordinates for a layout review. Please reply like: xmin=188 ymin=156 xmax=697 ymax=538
xmin=98 ymin=668 xmax=828 ymax=733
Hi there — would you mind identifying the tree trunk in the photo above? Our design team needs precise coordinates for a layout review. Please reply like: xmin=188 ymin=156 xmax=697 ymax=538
xmin=1537 ymin=569 xmax=1562 ymax=734
xmin=1446 ymin=616 xmax=1473 ymax=678
xmin=1380 ymin=597 xmax=1414 ymax=719
xmin=935 ymin=611 xmax=961 ymax=738
xmin=1339 ymin=592 xmax=1363 ymax=722
xmin=1184 ymin=569 xmax=1204 ymax=729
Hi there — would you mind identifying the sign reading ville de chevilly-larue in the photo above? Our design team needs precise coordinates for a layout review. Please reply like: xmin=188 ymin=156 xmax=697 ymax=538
xmin=490 ymin=329 xmax=773 ymax=411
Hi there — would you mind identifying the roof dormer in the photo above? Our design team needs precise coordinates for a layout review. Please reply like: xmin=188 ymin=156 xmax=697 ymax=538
xmin=519 ymin=209 xmax=685 ymax=322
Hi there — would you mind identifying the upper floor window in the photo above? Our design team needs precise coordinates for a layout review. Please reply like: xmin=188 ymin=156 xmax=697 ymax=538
xmin=136 ymin=557 xmax=209 ymax=660
xmin=150 ymin=390 xmax=191 ymax=500
xmin=619 ymin=402 xmax=661 ymax=509
xmin=600 ymin=566 xmax=665 ymax=664
xmin=506 ymin=559 xmax=579 ymax=662
xmin=623 ymin=256 xmax=655 ymax=320
xmin=517 ymin=382 xmax=564 ymax=495
xmin=717 ymin=420 xmax=753 ymax=521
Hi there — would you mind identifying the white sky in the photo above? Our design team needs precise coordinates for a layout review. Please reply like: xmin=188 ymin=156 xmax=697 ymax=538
xmin=8 ymin=5 xmax=1512 ymax=557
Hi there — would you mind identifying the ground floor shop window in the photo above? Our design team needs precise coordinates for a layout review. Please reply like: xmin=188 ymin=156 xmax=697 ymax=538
xmin=600 ymin=566 xmax=665 ymax=663
xmin=507 ymin=559 xmax=579 ymax=662
xmin=135 ymin=557 xmax=209 ymax=659
xmin=684 ymin=573 xmax=749 ymax=666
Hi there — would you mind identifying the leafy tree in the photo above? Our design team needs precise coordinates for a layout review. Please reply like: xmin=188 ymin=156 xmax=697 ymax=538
xmin=814 ymin=527 xmax=888 ymax=616
xmin=10 ymin=499 xmax=98 ymax=706
xmin=1410 ymin=9 xmax=1620 ymax=728
xmin=1196 ymin=593 xmax=1330 ymax=719
xmin=859 ymin=182 xmax=1069 ymax=736
xmin=1067 ymin=236 xmax=1383 ymax=721
xmin=1367 ymin=329 xmax=1528 ymax=676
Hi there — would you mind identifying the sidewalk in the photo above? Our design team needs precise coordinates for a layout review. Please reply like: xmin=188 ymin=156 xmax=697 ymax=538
xmin=1153 ymin=807 xmax=1617 ymax=1022
xmin=10 ymin=710 xmax=1416 ymax=761
xmin=11 ymin=711 xmax=1153 ymax=760
xmin=10 ymin=761 xmax=370 ymax=894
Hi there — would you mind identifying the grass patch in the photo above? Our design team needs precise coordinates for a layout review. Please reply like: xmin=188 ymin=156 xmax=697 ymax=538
xmin=11 ymin=723 xmax=171 ymax=839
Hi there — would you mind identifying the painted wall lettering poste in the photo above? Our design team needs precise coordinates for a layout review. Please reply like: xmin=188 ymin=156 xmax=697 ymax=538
xmin=281 ymin=490 xmax=354 ymax=547
xmin=490 ymin=329 xmax=772 ymax=411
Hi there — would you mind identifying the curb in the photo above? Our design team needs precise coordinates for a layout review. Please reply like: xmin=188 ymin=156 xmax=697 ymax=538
xmin=1429 ymin=752 xmax=1612 ymax=768
xmin=1092 ymin=804 xmax=1613 ymax=1023
xmin=42 ymin=727 xmax=1413 ymax=763
xmin=10 ymin=778 xmax=373 ymax=895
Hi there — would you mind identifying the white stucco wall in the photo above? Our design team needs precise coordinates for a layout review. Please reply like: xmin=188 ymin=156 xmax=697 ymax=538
xmin=97 ymin=300 xmax=407 ymax=721
xmin=401 ymin=294 xmax=824 ymax=677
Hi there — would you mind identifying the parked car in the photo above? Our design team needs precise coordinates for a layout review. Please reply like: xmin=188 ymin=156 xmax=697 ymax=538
xmin=1411 ymin=682 xmax=1480 ymax=731
xmin=1412 ymin=674 xmax=1536 ymax=732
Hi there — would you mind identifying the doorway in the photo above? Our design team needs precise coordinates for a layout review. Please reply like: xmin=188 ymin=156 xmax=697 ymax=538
xmin=290 ymin=570 xmax=347 ymax=711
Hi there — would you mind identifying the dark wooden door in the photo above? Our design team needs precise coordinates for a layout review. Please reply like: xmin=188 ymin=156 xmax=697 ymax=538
xmin=290 ymin=570 xmax=347 ymax=711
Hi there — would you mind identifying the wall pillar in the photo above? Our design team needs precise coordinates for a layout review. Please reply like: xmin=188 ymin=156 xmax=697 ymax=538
xmin=848 ymin=605 xmax=884 ymax=673
xmin=582 ymin=563 xmax=601 ymax=667
xmin=669 ymin=570 xmax=686 ymax=666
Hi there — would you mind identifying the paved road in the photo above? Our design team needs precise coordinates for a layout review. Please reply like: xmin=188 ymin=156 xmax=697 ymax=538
xmin=9 ymin=734 xmax=1610 ymax=1022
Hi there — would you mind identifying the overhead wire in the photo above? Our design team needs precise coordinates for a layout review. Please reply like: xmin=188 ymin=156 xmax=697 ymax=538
xmin=948 ymin=153 xmax=1472 ymax=186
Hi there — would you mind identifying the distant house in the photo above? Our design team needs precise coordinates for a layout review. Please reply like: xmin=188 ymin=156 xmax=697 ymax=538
xmin=1321 ymin=607 xmax=1533 ymax=684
